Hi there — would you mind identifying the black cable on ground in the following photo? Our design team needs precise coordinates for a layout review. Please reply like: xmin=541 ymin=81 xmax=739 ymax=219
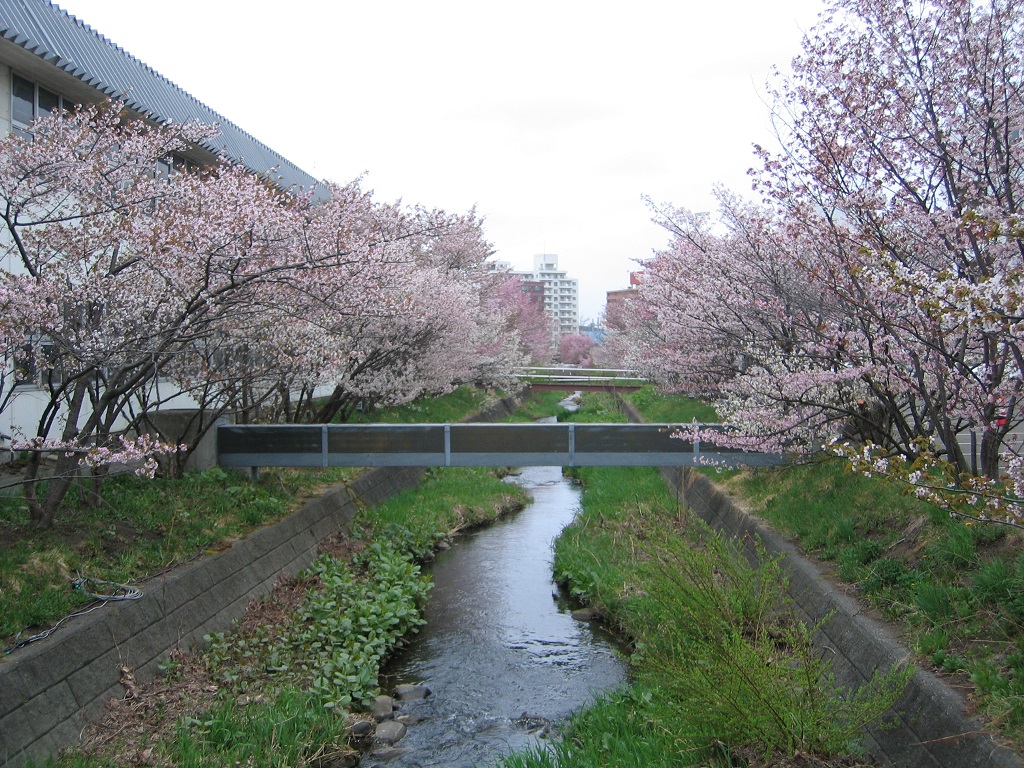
xmin=71 ymin=576 xmax=144 ymax=602
xmin=2 ymin=576 xmax=143 ymax=656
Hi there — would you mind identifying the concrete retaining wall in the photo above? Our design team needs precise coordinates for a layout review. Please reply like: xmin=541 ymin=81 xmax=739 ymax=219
xmin=615 ymin=396 xmax=1021 ymax=767
xmin=0 ymin=395 xmax=521 ymax=767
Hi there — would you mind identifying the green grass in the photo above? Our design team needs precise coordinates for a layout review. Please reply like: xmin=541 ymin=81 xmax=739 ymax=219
xmin=502 ymin=389 xmax=577 ymax=422
xmin=0 ymin=466 xmax=326 ymax=647
xmin=727 ymin=459 xmax=920 ymax=560
xmin=627 ymin=386 xmax=1024 ymax=751
xmin=1 ymin=386 xmax=501 ymax=652
xmin=357 ymin=465 xmax=528 ymax=547
xmin=626 ymin=385 xmax=719 ymax=423
xmin=501 ymin=686 xmax=699 ymax=768
xmin=165 ymin=688 xmax=353 ymax=768
xmin=344 ymin=384 xmax=496 ymax=424
xmin=519 ymin=425 xmax=906 ymax=765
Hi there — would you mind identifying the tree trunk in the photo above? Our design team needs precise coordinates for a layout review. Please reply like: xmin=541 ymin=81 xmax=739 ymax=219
xmin=980 ymin=430 xmax=1004 ymax=481
xmin=27 ymin=382 xmax=88 ymax=530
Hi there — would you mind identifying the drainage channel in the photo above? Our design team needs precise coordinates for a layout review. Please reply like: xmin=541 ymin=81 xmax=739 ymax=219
xmin=362 ymin=421 xmax=629 ymax=767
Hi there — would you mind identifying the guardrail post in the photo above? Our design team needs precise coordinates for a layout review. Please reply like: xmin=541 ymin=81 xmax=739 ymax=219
xmin=444 ymin=424 xmax=451 ymax=467
xmin=322 ymin=424 xmax=329 ymax=468
xmin=568 ymin=423 xmax=576 ymax=467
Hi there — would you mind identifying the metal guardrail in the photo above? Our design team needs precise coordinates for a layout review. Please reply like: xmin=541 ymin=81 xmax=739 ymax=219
xmin=514 ymin=367 xmax=648 ymax=389
xmin=217 ymin=422 xmax=786 ymax=470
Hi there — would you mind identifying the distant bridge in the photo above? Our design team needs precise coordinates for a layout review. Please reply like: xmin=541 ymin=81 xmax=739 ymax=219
xmin=217 ymin=422 xmax=785 ymax=472
xmin=514 ymin=367 xmax=647 ymax=391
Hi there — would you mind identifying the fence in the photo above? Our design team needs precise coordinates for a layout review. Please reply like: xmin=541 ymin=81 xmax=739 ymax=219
xmin=217 ymin=422 xmax=786 ymax=471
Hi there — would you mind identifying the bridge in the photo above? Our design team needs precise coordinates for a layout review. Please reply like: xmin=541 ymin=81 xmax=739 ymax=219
xmin=217 ymin=422 xmax=785 ymax=472
xmin=514 ymin=367 xmax=647 ymax=391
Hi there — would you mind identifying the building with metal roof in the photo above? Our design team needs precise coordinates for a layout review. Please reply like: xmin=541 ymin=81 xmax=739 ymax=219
xmin=0 ymin=0 xmax=325 ymax=199
xmin=0 ymin=0 xmax=333 ymax=477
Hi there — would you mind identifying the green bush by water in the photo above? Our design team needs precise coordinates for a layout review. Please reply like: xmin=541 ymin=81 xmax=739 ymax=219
xmin=539 ymin=462 xmax=907 ymax=764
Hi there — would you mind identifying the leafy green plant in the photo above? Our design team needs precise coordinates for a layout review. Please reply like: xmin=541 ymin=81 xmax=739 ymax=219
xmin=205 ymin=543 xmax=430 ymax=710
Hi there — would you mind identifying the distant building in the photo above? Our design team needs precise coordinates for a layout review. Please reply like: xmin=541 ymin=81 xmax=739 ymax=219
xmin=605 ymin=283 xmax=640 ymax=331
xmin=490 ymin=254 xmax=579 ymax=335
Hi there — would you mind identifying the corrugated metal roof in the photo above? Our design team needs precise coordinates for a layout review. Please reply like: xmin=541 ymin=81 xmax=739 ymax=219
xmin=0 ymin=0 xmax=326 ymax=200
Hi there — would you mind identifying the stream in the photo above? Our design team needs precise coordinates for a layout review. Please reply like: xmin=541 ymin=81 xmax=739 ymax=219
xmin=362 ymin=420 xmax=629 ymax=767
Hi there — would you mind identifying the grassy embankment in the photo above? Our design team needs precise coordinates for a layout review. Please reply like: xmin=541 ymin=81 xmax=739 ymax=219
xmin=505 ymin=385 xmax=1024 ymax=765
xmin=0 ymin=385 xmax=525 ymax=650
xmin=640 ymin=384 xmax=1024 ymax=752
xmin=500 ymin=390 xmax=909 ymax=768
xmin=15 ymin=386 xmax=572 ymax=766
xmin=20 ymin=383 xmax=1021 ymax=763
xmin=710 ymin=429 xmax=1024 ymax=752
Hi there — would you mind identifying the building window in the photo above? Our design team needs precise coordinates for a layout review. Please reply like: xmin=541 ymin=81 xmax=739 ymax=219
xmin=12 ymin=73 xmax=67 ymax=139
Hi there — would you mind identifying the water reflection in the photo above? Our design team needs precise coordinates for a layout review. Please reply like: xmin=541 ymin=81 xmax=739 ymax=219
xmin=366 ymin=457 xmax=627 ymax=767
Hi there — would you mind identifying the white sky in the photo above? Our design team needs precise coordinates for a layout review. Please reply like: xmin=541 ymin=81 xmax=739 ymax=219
xmin=52 ymin=0 xmax=825 ymax=323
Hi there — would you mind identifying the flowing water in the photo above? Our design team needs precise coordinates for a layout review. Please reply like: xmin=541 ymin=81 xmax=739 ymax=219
xmin=363 ymin=429 xmax=629 ymax=767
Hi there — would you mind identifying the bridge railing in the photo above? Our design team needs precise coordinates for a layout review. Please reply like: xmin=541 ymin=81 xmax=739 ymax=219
xmin=513 ymin=367 xmax=648 ymax=388
xmin=217 ymin=422 xmax=786 ymax=470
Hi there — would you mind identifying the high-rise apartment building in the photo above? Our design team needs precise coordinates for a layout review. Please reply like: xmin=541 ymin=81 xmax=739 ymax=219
xmin=491 ymin=254 xmax=579 ymax=335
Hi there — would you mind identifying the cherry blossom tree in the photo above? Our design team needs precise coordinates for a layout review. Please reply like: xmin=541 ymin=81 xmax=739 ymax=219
xmin=627 ymin=0 xmax=1024 ymax=524
xmin=268 ymin=204 xmax=498 ymax=423
xmin=489 ymin=275 xmax=555 ymax=365
xmin=0 ymin=102 xmax=235 ymax=527
xmin=559 ymin=333 xmax=596 ymax=367
xmin=0 ymin=96 xmax=554 ymax=529
xmin=0 ymin=103 xmax=513 ymax=526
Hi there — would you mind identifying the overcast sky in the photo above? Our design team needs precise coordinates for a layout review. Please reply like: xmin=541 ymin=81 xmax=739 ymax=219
xmin=53 ymin=0 xmax=825 ymax=323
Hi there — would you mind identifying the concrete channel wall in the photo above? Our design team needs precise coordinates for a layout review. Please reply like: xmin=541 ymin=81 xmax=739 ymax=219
xmin=0 ymin=395 xmax=522 ymax=767
xmin=614 ymin=398 xmax=1022 ymax=768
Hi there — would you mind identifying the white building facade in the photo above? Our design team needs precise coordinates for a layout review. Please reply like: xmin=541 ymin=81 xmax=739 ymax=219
xmin=492 ymin=254 xmax=580 ymax=336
